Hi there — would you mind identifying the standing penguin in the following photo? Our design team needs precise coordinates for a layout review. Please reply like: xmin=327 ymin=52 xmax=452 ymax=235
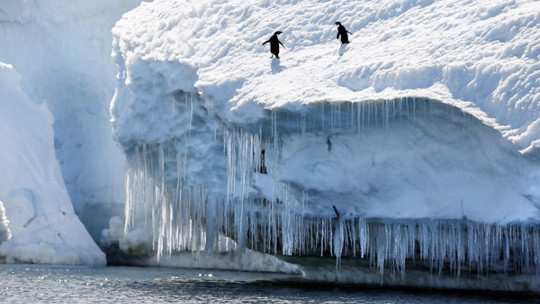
xmin=262 ymin=31 xmax=285 ymax=58
xmin=335 ymin=22 xmax=352 ymax=45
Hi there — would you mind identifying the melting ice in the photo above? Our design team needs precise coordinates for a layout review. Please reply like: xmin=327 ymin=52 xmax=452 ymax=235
xmin=119 ymin=92 xmax=540 ymax=286
xmin=108 ymin=0 xmax=540 ymax=292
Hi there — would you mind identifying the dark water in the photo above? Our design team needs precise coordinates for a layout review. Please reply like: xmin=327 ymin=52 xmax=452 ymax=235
xmin=0 ymin=265 xmax=535 ymax=303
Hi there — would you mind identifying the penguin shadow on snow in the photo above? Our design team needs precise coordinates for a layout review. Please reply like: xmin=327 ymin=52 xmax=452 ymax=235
xmin=270 ymin=58 xmax=283 ymax=74
xmin=338 ymin=43 xmax=349 ymax=56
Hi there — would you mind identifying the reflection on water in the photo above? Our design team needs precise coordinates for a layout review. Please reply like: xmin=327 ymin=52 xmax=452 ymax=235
xmin=0 ymin=265 xmax=534 ymax=303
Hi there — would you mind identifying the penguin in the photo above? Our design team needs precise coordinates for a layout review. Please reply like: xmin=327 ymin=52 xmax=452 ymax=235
xmin=262 ymin=31 xmax=285 ymax=58
xmin=335 ymin=22 xmax=352 ymax=45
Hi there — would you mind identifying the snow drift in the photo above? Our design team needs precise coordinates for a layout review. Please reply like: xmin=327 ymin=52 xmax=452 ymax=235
xmin=110 ymin=0 xmax=540 ymax=291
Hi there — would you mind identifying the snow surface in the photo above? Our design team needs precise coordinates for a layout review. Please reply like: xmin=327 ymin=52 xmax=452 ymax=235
xmin=112 ymin=0 xmax=539 ymax=152
xmin=0 ymin=63 xmax=104 ymax=264
xmin=0 ymin=0 xmax=143 ymax=241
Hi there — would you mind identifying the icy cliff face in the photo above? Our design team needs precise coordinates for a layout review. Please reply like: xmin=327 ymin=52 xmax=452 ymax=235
xmin=0 ymin=202 xmax=11 ymax=244
xmin=111 ymin=0 xmax=540 ymax=290
xmin=0 ymin=63 xmax=104 ymax=264
xmin=0 ymin=0 xmax=143 ymax=241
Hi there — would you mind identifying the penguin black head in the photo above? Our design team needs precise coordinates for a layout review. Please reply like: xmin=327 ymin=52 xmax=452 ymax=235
xmin=274 ymin=31 xmax=283 ymax=35
xmin=335 ymin=22 xmax=341 ymax=26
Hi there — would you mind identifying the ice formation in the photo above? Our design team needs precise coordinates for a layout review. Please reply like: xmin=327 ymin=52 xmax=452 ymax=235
xmin=0 ymin=0 xmax=143 ymax=242
xmin=0 ymin=63 xmax=105 ymax=264
xmin=0 ymin=202 xmax=11 ymax=244
xmin=110 ymin=0 xmax=540 ymax=290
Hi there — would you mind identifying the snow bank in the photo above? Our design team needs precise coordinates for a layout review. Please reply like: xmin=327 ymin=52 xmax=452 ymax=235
xmin=0 ymin=63 xmax=105 ymax=264
xmin=0 ymin=0 xmax=143 ymax=242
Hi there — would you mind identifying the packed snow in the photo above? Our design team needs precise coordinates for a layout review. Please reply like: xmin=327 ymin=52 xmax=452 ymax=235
xmin=112 ymin=0 xmax=539 ymax=151
xmin=109 ymin=0 xmax=540 ymax=290
xmin=0 ymin=63 xmax=104 ymax=264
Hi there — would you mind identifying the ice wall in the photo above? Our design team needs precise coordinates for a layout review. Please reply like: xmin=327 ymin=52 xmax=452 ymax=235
xmin=0 ymin=63 xmax=104 ymax=264
xmin=0 ymin=0 xmax=143 ymax=241
xmin=0 ymin=202 xmax=11 ymax=244
xmin=112 ymin=90 xmax=540 ymax=280
xmin=110 ymin=0 xmax=540 ymax=290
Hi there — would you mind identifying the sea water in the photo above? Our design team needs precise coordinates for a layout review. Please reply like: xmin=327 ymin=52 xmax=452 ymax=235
xmin=0 ymin=265 xmax=534 ymax=303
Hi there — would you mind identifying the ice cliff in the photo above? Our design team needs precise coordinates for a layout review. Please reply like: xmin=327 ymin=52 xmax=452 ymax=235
xmin=109 ymin=0 xmax=540 ymax=290
xmin=0 ymin=0 xmax=143 ymax=243
xmin=0 ymin=202 xmax=11 ymax=245
xmin=0 ymin=63 xmax=104 ymax=264
xmin=0 ymin=0 xmax=146 ymax=264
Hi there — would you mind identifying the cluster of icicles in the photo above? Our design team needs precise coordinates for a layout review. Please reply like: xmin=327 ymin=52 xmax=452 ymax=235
xmin=122 ymin=94 xmax=539 ymax=279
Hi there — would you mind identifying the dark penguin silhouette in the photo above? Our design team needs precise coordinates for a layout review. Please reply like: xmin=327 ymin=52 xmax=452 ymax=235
xmin=263 ymin=31 xmax=285 ymax=58
xmin=335 ymin=22 xmax=352 ymax=44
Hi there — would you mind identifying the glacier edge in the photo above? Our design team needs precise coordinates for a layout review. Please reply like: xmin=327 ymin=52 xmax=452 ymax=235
xmin=108 ymin=0 xmax=540 ymax=292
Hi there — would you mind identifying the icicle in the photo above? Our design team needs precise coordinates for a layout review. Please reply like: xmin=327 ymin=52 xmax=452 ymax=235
xmin=121 ymin=96 xmax=539 ymax=285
